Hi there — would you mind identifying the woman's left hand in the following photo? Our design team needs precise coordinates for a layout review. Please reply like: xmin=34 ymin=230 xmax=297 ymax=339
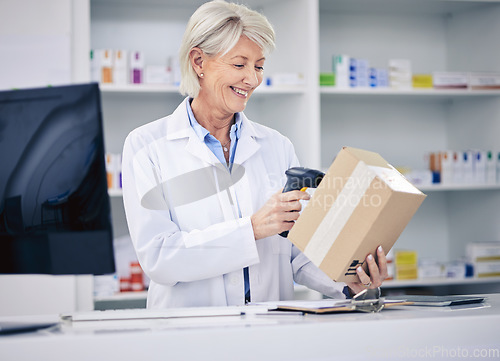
xmin=346 ymin=245 xmax=388 ymax=296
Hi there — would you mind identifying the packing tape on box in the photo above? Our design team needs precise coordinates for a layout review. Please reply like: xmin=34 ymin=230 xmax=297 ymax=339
xmin=304 ymin=161 xmax=376 ymax=266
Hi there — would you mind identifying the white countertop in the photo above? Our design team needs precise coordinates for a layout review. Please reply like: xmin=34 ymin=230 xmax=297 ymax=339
xmin=1 ymin=294 xmax=499 ymax=361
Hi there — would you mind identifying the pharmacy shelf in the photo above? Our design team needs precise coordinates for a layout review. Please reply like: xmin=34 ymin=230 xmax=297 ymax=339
xmin=88 ymin=0 xmax=500 ymax=298
xmin=382 ymin=276 xmax=500 ymax=289
xmin=419 ymin=184 xmax=500 ymax=192
xmin=320 ymin=87 xmax=500 ymax=98
xmin=99 ymin=83 xmax=307 ymax=96
xmin=319 ymin=0 xmax=500 ymax=16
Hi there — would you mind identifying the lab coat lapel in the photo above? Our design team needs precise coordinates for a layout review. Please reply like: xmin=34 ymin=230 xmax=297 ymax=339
xmin=185 ymin=134 xmax=220 ymax=166
xmin=234 ymin=115 xmax=261 ymax=166
xmin=166 ymin=97 xmax=220 ymax=167
xmin=231 ymin=115 xmax=265 ymax=218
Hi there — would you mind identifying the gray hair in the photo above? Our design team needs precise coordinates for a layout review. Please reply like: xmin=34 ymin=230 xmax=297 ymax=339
xmin=179 ymin=0 xmax=275 ymax=98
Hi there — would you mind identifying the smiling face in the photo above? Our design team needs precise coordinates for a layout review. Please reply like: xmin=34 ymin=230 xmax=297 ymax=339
xmin=196 ymin=36 xmax=265 ymax=118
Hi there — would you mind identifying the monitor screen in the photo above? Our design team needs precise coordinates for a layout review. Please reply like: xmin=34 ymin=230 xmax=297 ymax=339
xmin=0 ymin=83 xmax=115 ymax=275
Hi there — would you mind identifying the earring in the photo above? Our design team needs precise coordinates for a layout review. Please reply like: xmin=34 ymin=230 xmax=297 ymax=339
xmin=200 ymin=73 xmax=204 ymax=78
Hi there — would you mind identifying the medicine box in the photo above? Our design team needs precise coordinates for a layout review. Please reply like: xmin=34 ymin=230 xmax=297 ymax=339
xmin=467 ymin=242 xmax=500 ymax=262
xmin=412 ymin=74 xmax=433 ymax=88
xmin=333 ymin=54 xmax=350 ymax=88
xmin=467 ymin=242 xmax=500 ymax=278
xmin=269 ymin=73 xmax=305 ymax=86
xmin=130 ymin=51 xmax=145 ymax=84
xmin=395 ymin=250 xmax=418 ymax=280
xmin=113 ymin=50 xmax=128 ymax=85
xmin=288 ymin=147 xmax=426 ymax=283
xmin=433 ymin=72 xmax=468 ymax=89
xmin=369 ymin=68 xmax=388 ymax=88
xmin=474 ymin=261 xmax=500 ymax=278
xmin=389 ymin=59 xmax=412 ymax=89
xmin=145 ymin=65 xmax=172 ymax=84
xmin=319 ymin=73 xmax=335 ymax=86
xmin=98 ymin=49 xmax=114 ymax=84
xmin=469 ymin=73 xmax=500 ymax=90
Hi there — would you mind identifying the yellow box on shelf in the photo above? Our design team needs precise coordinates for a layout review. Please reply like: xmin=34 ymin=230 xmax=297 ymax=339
xmin=395 ymin=250 xmax=418 ymax=280
xmin=395 ymin=250 xmax=418 ymax=265
xmin=396 ymin=265 xmax=419 ymax=280
xmin=412 ymin=74 xmax=433 ymax=88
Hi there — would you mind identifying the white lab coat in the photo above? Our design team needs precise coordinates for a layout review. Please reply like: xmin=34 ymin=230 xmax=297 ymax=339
xmin=122 ymin=97 xmax=346 ymax=308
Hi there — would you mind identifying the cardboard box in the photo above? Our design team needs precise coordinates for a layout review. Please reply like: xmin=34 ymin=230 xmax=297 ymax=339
xmin=288 ymin=147 xmax=426 ymax=283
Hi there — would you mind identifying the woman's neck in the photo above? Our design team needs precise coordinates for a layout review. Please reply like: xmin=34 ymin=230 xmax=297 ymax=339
xmin=191 ymin=97 xmax=233 ymax=142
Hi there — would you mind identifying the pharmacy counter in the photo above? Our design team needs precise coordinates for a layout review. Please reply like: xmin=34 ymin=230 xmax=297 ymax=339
xmin=1 ymin=294 xmax=500 ymax=361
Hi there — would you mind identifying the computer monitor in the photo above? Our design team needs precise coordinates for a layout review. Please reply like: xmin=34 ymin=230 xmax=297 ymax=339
xmin=0 ymin=83 xmax=115 ymax=275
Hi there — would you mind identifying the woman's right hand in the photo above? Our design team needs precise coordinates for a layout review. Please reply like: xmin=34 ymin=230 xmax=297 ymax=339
xmin=250 ymin=189 xmax=311 ymax=240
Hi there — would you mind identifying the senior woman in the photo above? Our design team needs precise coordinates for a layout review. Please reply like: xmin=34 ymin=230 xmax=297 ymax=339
xmin=122 ymin=0 xmax=387 ymax=309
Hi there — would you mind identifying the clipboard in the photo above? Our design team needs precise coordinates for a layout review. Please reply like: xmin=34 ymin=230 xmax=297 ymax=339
xmin=271 ymin=299 xmax=413 ymax=314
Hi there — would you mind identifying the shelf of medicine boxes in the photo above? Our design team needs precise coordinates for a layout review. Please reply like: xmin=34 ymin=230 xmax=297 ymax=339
xmin=320 ymin=87 xmax=500 ymax=99
xmin=100 ymin=84 xmax=500 ymax=98
xmin=419 ymin=184 xmax=500 ymax=192
xmin=99 ymin=83 xmax=307 ymax=96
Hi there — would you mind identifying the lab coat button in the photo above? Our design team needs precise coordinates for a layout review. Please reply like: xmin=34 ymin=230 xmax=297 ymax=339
xmin=230 ymin=276 xmax=239 ymax=285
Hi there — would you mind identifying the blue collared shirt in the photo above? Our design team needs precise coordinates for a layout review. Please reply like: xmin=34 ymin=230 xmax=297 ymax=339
xmin=186 ymin=99 xmax=242 ymax=169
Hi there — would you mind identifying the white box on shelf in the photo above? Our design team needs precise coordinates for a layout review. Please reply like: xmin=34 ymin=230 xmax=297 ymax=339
xmin=467 ymin=242 xmax=500 ymax=262
xmin=486 ymin=151 xmax=496 ymax=184
xmin=474 ymin=261 xmax=500 ymax=278
xmin=269 ymin=73 xmax=305 ymax=86
xmin=90 ymin=49 xmax=101 ymax=83
xmin=453 ymin=151 xmax=464 ymax=184
xmin=389 ymin=59 xmax=412 ymax=89
xmin=405 ymin=170 xmax=432 ymax=187
xmin=462 ymin=150 xmax=474 ymax=184
xmin=145 ymin=65 xmax=172 ymax=84
xmin=333 ymin=54 xmax=350 ymax=88
xmin=473 ymin=150 xmax=487 ymax=184
xmin=418 ymin=258 xmax=444 ymax=279
xmin=441 ymin=151 xmax=454 ymax=185
xmin=469 ymin=72 xmax=500 ymax=90
xmin=113 ymin=50 xmax=128 ymax=85
xmin=433 ymin=72 xmax=468 ymax=89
